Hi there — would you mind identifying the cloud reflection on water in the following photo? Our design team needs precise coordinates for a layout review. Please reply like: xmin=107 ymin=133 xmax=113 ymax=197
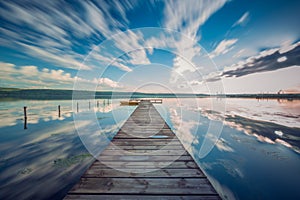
xmin=0 ymin=98 xmax=299 ymax=199
xmin=0 ymin=99 xmax=131 ymax=199
xmin=161 ymin=98 xmax=300 ymax=200
xmin=189 ymin=98 xmax=300 ymax=154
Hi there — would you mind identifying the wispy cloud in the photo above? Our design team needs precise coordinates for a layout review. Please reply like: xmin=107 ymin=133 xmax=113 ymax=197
xmin=112 ymin=30 xmax=151 ymax=65
xmin=163 ymin=0 xmax=227 ymax=38
xmin=89 ymin=47 xmax=133 ymax=72
xmin=0 ymin=0 xmax=230 ymax=90
xmin=232 ymin=12 xmax=250 ymax=27
xmin=233 ymin=49 xmax=246 ymax=58
xmin=19 ymin=43 xmax=91 ymax=70
xmin=203 ymin=41 xmax=300 ymax=82
xmin=159 ymin=0 xmax=228 ymax=85
xmin=222 ymin=41 xmax=300 ymax=78
xmin=0 ymin=1 xmax=136 ymax=71
xmin=210 ymin=39 xmax=238 ymax=58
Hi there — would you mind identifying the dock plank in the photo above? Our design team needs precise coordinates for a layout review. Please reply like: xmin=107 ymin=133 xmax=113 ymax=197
xmin=100 ymin=150 xmax=189 ymax=155
xmin=91 ymin=161 xmax=199 ymax=169
xmin=64 ymin=100 xmax=220 ymax=199
xmin=69 ymin=178 xmax=217 ymax=195
xmin=65 ymin=195 xmax=220 ymax=200
xmin=82 ymin=168 xmax=205 ymax=178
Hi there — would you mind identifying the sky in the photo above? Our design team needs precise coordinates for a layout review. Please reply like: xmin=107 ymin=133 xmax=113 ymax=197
xmin=0 ymin=0 xmax=299 ymax=94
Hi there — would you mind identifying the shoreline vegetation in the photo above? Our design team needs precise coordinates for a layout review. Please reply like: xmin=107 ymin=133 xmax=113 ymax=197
xmin=0 ymin=87 xmax=299 ymax=100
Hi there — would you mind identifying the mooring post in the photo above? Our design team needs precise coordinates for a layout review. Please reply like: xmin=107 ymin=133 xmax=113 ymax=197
xmin=77 ymin=102 xmax=79 ymax=113
xmin=58 ymin=105 xmax=61 ymax=118
xmin=97 ymin=101 xmax=99 ymax=108
xmin=24 ymin=106 xmax=27 ymax=129
xmin=89 ymin=101 xmax=91 ymax=110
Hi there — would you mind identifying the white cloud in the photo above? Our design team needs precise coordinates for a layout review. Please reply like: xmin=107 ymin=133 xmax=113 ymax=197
xmin=86 ymin=30 xmax=151 ymax=72
xmin=82 ymin=1 xmax=112 ymax=38
xmin=203 ymin=42 xmax=300 ymax=81
xmin=279 ymin=41 xmax=299 ymax=54
xmin=210 ymin=39 xmax=238 ymax=58
xmin=169 ymin=107 xmax=199 ymax=151
xmin=162 ymin=0 xmax=227 ymax=62
xmin=112 ymin=62 xmax=132 ymax=72
xmin=275 ymin=138 xmax=292 ymax=148
xmin=202 ymin=71 xmax=222 ymax=82
xmin=159 ymin=0 xmax=227 ymax=85
xmin=112 ymin=30 xmax=151 ymax=66
xmin=277 ymin=56 xmax=287 ymax=62
xmin=233 ymin=49 xmax=246 ymax=58
xmin=0 ymin=0 xmax=229 ymax=91
xmin=232 ymin=12 xmax=250 ymax=27
xmin=173 ymin=56 xmax=196 ymax=75
xmin=221 ymin=41 xmax=300 ymax=77
xmin=0 ymin=62 xmax=73 ymax=88
xmin=20 ymin=66 xmax=39 ymax=76
xmin=163 ymin=0 xmax=227 ymax=38
xmin=90 ymin=50 xmax=132 ymax=72
xmin=0 ymin=1 xmax=137 ymax=72
xmin=215 ymin=138 xmax=235 ymax=152
xmin=19 ymin=43 xmax=91 ymax=70
xmin=0 ymin=62 xmax=121 ymax=89
xmin=97 ymin=78 xmax=122 ymax=88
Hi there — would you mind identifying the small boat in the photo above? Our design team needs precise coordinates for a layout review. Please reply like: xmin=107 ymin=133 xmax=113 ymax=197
xmin=120 ymin=100 xmax=140 ymax=105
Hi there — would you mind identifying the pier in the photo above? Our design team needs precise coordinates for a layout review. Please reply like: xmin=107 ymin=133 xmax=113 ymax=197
xmin=64 ymin=100 xmax=220 ymax=199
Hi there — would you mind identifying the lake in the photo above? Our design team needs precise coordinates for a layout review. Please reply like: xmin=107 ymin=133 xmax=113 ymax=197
xmin=0 ymin=98 xmax=299 ymax=199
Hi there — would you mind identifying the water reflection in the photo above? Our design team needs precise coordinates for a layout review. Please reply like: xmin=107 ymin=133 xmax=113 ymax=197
xmin=0 ymin=99 xmax=134 ymax=199
xmin=158 ymin=98 xmax=300 ymax=200
xmin=0 ymin=98 xmax=299 ymax=199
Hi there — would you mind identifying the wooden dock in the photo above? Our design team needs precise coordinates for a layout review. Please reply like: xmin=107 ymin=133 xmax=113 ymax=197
xmin=65 ymin=100 xmax=220 ymax=199
xmin=120 ymin=98 xmax=162 ymax=106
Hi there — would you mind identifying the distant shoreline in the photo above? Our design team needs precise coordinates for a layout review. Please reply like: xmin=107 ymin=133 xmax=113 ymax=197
xmin=0 ymin=88 xmax=299 ymax=100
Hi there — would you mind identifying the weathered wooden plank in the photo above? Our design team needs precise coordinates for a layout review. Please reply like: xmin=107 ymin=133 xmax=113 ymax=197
xmin=111 ymin=138 xmax=178 ymax=142
xmin=115 ymin=133 xmax=176 ymax=138
xmin=122 ymin=124 xmax=167 ymax=127
xmin=91 ymin=161 xmax=199 ymax=169
xmin=104 ymin=145 xmax=185 ymax=150
xmin=64 ymin=195 xmax=220 ymax=200
xmin=114 ymin=132 xmax=175 ymax=139
xmin=110 ymin=141 xmax=182 ymax=146
xmin=68 ymin=178 xmax=217 ymax=195
xmin=97 ymin=155 xmax=193 ymax=162
xmin=82 ymin=168 xmax=205 ymax=178
xmin=118 ymin=130 xmax=174 ymax=135
xmin=100 ymin=149 xmax=189 ymax=155
xmin=116 ymin=135 xmax=175 ymax=139
xmin=64 ymin=100 xmax=219 ymax=199
xmin=118 ymin=130 xmax=174 ymax=136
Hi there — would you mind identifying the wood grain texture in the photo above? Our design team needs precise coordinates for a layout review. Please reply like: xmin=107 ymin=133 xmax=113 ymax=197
xmin=69 ymin=178 xmax=217 ymax=194
xmin=64 ymin=100 xmax=220 ymax=199
xmin=64 ymin=195 xmax=220 ymax=200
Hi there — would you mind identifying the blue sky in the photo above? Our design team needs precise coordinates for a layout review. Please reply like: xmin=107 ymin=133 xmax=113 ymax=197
xmin=0 ymin=0 xmax=299 ymax=93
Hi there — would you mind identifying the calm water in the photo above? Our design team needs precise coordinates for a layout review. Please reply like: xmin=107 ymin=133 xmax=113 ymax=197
xmin=0 ymin=98 xmax=299 ymax=199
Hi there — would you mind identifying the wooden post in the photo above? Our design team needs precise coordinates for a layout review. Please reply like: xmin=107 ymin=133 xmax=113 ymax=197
xmin=58 ymin=105 xmax=61 ymax=118
xmin=97 ymin=101 xmax=99 ymax=108
xmin=89 ymin=101 xmax=91 ymax=110
xmin=77 ymin=102 xmax=79 ymax=113
xmin=24 ymin=106 xmax=27 ymax=129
